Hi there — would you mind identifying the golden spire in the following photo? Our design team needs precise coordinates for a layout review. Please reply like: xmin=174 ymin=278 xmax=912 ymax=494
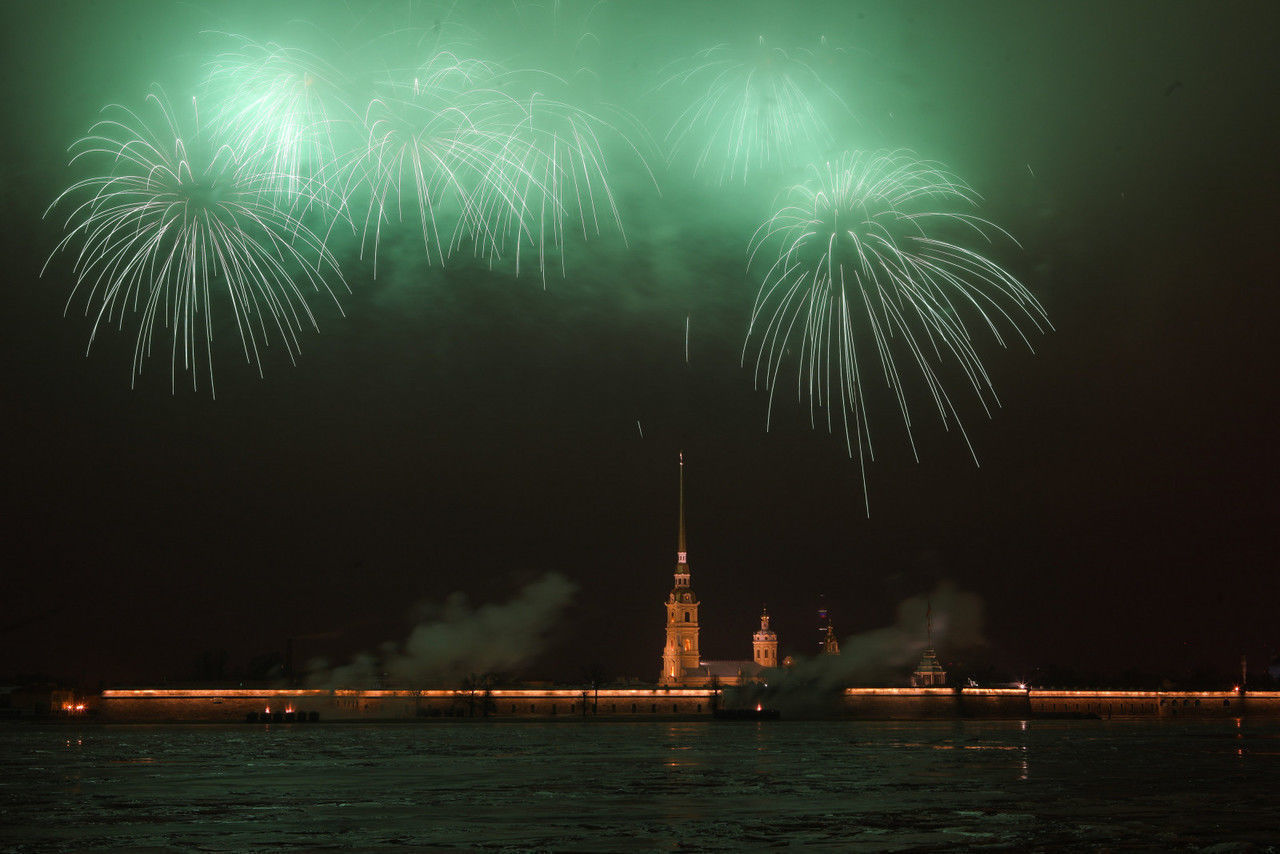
xmin=677 ymin=452 xmax=687 ymax=565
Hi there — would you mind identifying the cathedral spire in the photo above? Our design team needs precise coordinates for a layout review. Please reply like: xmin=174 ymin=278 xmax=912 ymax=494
xmin=677 ymin=452 xmax=687 ymax=566
xmin=662 ymin=452 xmax=699 ymax=685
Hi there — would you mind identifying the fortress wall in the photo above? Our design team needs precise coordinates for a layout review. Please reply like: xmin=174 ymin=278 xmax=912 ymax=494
xmin=421 ymin=689 xmax=715 ymax=718
xmin=957 ymin=689 xmax=1032 ymax=718
xmin=840 ymin=688 xmax=960 ymax=719
xmin=1242 ymin=692 xmax=1280 ymax=715
xmin=97 ymin=688 xmax=718 ymax=722
xmin=839 ymin=689 xmax=1271 ymax=720
xmin=96 ymin=690 xmax=428 ymax=722
xmin=1030 ymin=691 xmax=1162 ymax=718
xmin=95 ymin=688 xmax=1280 ymax=722
xmin=98 ymin=690 xmax=335 ymax=723
xmin=1028 ymin=691 xmax=1250 ymax=718
xmin=1154 ymin=692 xmax=1241 ymax=718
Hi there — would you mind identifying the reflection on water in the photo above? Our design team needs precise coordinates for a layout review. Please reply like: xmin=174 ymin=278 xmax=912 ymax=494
xmin=2 ymin=719 xmax=1277 ymax=850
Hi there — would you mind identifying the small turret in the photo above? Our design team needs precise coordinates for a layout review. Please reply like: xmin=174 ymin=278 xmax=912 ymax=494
xmin=753 ymin=606 xmax=778 ymax=667
xmin=818 ymin=603 xmax=840 ymax=655
xmin=911 ymin=648 xmax=947 ymax=686
xmin=910 ymin=601 xmax=947 ymax=686
xmin=821 ymin=623 xmax=841 ymax=655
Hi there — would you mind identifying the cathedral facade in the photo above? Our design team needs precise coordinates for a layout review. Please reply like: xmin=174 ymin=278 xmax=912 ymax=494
xmin=660 ymin=454 xmax=777 ymax=687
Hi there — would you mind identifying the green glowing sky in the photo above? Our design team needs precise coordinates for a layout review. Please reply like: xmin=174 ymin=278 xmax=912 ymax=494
xmin=1 ymin=0 xmax=1276 ymax=687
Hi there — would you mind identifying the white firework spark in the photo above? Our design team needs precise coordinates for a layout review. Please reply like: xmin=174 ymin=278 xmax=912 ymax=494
xmin=44 ymin=90 xmax=346 ymax=395
xmin=745 ymin=150 xmax=1050 ymax=509
xmin=659 ymin=37 xmax=847 ymax=185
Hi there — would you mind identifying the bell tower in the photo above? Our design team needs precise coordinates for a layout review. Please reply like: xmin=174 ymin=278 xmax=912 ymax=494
xmin=910 ymin=601 xmax=947 ymax=687
xmin=661 ymin=453 xmax=700 ymax=685
xmin=753 ymin=607 xmax=778 ymax=668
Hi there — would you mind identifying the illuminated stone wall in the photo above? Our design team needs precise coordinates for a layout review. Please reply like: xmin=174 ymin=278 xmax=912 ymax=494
xmin=1029 ymin=690 xmax=1246 ymax=718
xmin=96 ymin=688 xmax=719 ymax=722
xmin=93 ymin=688 xmax=1280 ymax=722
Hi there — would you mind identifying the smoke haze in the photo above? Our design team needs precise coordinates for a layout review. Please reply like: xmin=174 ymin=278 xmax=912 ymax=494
xmin=730 ymin=582 xmax=984 ymax=714
xmin=309 ymin=573 xmax=577 ymax=687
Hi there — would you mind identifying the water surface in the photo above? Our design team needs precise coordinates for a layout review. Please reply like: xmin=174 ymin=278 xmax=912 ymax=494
xmin=2 ymin=719 xmax=1277 ymax=851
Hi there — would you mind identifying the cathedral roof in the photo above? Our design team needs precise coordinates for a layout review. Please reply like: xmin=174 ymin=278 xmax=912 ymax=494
xmin=913 ymin=648 xmax=947 ymax=674
xmin=694 ymin=660 xmax=761 ymax=679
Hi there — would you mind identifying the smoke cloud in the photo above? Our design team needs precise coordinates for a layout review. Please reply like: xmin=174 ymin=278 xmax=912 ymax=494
xmin=729 ymin=582 xmax=984 ymax=715
xmin=308 ymin=573 xmax=576 ymax=688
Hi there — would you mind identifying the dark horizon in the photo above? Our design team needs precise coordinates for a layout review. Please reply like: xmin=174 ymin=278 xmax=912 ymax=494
xmin=2 ymin=0 xmax=1277 ymax=691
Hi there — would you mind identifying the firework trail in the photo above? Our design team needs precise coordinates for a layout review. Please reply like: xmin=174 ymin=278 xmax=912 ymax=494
xmin=201 ymin=36 xmax=362 ymax=208
xmin=340 ymin=48 xmax=651 ymax=282
xmin=744 ymin=150 xmax=1050 ymax=510
xmin=658 ymin=37 xmax=848 ymax=185
xmin=465 ymin=81 xmax=654 ymax=283
xmin=43 ymin=89 xmax=346 ymax=395
xmin=484 ymin=0 xmax=608 ymax=89
xmin=335 ymin=51 xmax=521 ymax=274
xmin=466 ymin=2 xmax=660 ymax=282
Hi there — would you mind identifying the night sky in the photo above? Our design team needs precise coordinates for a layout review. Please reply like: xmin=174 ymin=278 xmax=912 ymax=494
xmin=2 ymin=0 xmax=1276 ymax=688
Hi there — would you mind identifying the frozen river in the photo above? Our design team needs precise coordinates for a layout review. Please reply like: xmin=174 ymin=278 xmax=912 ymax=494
xmin=2 ymin=719 xmax=1277 ymax=851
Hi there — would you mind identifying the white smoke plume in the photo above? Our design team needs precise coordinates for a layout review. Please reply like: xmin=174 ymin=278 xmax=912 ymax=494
xmin=308 ymin=573 xmax=577 ymax=687
xmin=729 ymin=582 xmax=984 ymax=713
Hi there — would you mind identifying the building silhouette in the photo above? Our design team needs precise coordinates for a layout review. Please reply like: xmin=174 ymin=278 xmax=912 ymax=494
xmin=660 ymin=453 xmax=701 ymax=685
xmin=657 ymin=454 xmax=952 ymax=688
xmin=753 ymin=609 xmax=778 ymax=669
xmin=910 ymin=603 xmax=948 ymax=687
xmin=659 ymin=454 xmax=773 ymax=687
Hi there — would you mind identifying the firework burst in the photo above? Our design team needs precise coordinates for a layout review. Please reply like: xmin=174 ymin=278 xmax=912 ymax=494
xmin=659 ymin=37 xmax=847 ymax=185
xmin=43 ymin=90 xmax=346 ymax=395
xmin=462 ymin=81 xmax=656 ymax=283
xmin=342 ymin=51 xmax=651 ymax=282
xmin=201 ymin=37 xmax=362 ymax=207
xmin=745 ymin=150 xmax=1050 ymax=508
xmin=337 ymin=52 xmax=519 ymax=273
